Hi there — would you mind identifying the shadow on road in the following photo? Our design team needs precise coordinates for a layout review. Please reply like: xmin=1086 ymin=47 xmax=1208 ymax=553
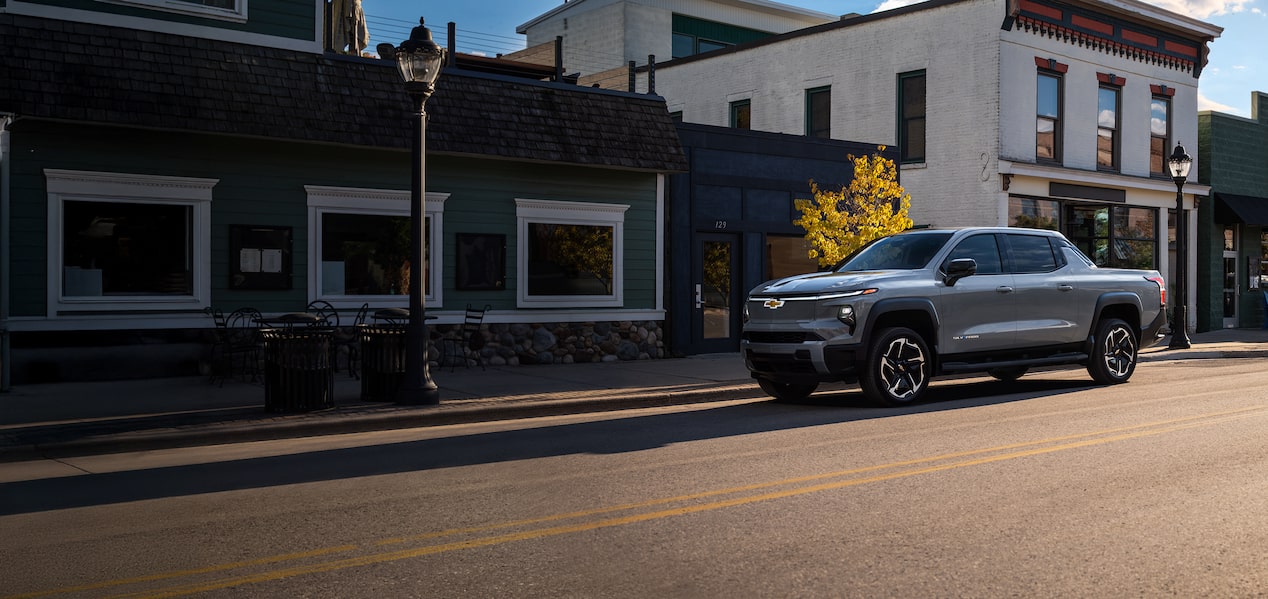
xmin=0 ymin=377 xmax=1094 ymax=515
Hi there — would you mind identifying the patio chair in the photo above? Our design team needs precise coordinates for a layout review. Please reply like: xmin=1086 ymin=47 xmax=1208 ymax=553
xmin=217 ymin=307 xmax=263 ymax=385
xmin=442 ymin=304 xmax=490 ymax=371
xmin=305 ymin=300 xmax=339 ymax=327
xmin=205 ymin=307 xmax=228 ymax=384
xmin=336 ymin=302 xmax=370 ymax=378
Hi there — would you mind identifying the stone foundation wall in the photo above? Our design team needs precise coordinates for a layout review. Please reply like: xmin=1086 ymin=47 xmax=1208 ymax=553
xmin=427 ymin=320 xmax=665 ymax=367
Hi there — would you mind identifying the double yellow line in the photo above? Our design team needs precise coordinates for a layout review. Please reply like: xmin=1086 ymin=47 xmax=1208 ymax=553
xmin=13 ymin=405 xmax=1265 ymax=599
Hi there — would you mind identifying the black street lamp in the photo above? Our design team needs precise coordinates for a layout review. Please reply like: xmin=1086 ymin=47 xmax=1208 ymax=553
xmin=1167 ymin=142 xmax=1193 ymax=350
xmin=380 ymin=18 xmax=445 ymax=404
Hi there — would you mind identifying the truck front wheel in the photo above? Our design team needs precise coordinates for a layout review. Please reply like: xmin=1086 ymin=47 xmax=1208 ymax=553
xmin=860 ymin=327 xmax=931 ymax=407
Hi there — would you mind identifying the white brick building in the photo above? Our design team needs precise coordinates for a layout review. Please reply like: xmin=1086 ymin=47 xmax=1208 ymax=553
xmin=643 ymin=0 xmax=1220 ymax=326
xmin=516 ymin=0 xmax=835 ymax=77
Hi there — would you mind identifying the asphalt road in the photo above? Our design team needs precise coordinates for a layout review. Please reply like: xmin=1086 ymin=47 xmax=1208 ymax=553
xmin=3 ymin=358 xmax=1268 ymax=598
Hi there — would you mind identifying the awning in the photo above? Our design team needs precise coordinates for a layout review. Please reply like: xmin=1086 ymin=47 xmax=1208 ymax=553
xmin=1215 ymin=192 xmax=1268 ymax=226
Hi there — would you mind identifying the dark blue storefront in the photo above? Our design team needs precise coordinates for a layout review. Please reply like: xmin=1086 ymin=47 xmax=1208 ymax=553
xmin=666 ymin=123 xmax=900 ymax=356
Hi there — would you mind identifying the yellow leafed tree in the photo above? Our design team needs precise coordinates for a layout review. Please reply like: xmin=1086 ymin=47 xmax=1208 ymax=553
xmin=793 ymin=146 xmax=914 ymax=268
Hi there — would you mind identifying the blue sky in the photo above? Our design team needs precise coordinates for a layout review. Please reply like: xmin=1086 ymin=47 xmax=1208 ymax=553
xmin=365 ymin=0 xmax=1263 ymax=117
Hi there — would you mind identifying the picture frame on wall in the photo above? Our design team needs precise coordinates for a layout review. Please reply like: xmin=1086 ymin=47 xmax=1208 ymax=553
xmin=456 ymin=233 xmax=506 ymax=291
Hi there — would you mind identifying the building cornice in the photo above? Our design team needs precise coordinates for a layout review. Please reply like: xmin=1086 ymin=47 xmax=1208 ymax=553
xmin=1003 ymin=0 xmax=1221 ymax=77
xmin=1000 ymin=160 xmax=1212 ymax=196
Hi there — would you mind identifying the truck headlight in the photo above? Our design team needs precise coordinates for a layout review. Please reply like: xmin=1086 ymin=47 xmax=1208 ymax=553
xmin=742 ymin=302 xmax=750 ymax=324
xmin=837 ymin=305 xmax=856 ymax=328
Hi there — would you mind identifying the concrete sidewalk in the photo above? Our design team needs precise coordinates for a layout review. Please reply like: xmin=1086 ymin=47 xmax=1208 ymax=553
xmin=3 ymin=328 xmax=1267 ymax=460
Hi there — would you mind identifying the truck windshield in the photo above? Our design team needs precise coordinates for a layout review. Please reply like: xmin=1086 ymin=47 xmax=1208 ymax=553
xmin=835 ymin=232 xmax=953 ymax=271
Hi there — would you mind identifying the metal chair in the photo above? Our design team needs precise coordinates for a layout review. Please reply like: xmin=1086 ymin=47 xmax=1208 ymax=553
xmin=205 ymin=307 xmax=228 ymax=384
xmin=442 ymin=304 xmax=490 ymax=371
xmin=216 ymin=307 xmax=263 ymax=385
xmin=305 ymin=300 xmax=339 ymax=328
xmin=337 ymin=302 xmax=371 ymax=378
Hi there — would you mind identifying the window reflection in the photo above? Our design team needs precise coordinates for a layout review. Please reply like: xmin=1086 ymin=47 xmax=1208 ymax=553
xmin=526 ymin=223 xmax=614 ymax=296
xmin=1067 ymin=205 xmax=1155 ymax=269
xmin=62 ymin=200 xmax=192 ymax=296
xmin=320 ymin=213 xmax=427 ymax=296
xmin=1009 ymin=197 xmax=1060 ymax=230
xmin=1097 ymin=87 xmax=1119 ymax=169
xmin=766 ymin=235 xmax=819 ymax=279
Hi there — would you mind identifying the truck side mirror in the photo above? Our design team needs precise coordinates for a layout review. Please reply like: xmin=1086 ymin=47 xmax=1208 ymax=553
xmin=945 ymin=258 xmax=977 ymax=286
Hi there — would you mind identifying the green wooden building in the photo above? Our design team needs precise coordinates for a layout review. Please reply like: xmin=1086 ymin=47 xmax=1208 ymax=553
xmin=1197 ymin=92 xmax=1268 ymax=331
xmin=0 ymin=5 xmax=686 ymax=385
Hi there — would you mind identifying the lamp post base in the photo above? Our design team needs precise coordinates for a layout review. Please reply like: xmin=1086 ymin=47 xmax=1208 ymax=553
xmin=396 ymin=383 xmax=440 ymax=405
xmin=1168 ymin=306 xmax=1191 ymax=350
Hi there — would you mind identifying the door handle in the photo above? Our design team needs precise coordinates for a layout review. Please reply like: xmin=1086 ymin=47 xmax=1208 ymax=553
xmin=1058 ymin=284 xmax=1074 ymax=291
xmin=695 ymin=284 xmax=703 ymax=308
xmin=996 ymin=286 xmax=1014 ymax=294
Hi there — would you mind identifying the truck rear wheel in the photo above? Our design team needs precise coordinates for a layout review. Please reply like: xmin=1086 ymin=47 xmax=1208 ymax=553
xmin=1087 ymin=317 xmax=1137 ymax=384
xmin=757 ymin=379 xmax=819 ymax=403
xmin=860 ymin=327 xmax=930 ymax=407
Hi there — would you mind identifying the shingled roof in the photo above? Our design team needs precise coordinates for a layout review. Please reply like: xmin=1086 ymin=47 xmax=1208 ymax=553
xmin=0 ymin=14 xmax=687 ymax=173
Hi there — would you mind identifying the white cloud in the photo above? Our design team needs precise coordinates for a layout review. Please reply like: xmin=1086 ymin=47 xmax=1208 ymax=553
xmin=1131 ymin=0 xmax=1252 ymax=18
xmin=1198 ymin=91 xmax=1245 ymax=115
xmin=869 ymin=0 xmax=1255 ymax=17
xmin=872 ymin=0 xmax=925 ymax=13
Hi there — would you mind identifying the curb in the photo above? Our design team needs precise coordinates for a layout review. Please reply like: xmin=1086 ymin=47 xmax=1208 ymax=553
xmin=4 ymin=347 xmax=1265 ymax=462
xmin=0 ymin=383 xmax=767 ymax=461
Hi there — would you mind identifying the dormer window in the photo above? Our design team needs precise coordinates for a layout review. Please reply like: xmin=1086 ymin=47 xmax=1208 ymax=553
xmin=99 ymin=0 xmax=247 ymax=22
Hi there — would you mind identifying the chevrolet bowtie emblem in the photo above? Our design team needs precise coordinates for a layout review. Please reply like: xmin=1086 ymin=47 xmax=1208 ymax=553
xmin=763 ymin=299 xmax=785 ymax=309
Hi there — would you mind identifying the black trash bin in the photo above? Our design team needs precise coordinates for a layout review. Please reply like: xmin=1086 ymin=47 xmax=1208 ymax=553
xmin=261 ymin=327 xmax=336 ymax=412
xmin=359 ymin=324 xmax=407 ymax=401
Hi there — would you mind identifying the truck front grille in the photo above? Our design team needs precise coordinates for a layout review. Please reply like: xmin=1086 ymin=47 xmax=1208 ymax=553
xmin=743 ymin=331 xmax=822 ymax=344
xmin=745 ymin=350 xmax=818 ymax=374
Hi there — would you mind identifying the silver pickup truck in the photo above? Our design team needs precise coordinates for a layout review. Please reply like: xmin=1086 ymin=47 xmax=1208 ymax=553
xmin=741 ymin=227 xmax=1168 ymax=406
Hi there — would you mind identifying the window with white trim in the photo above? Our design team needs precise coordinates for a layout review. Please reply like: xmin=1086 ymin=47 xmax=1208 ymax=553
xmin=305 ymin=186 xmax=446 ymax=309
xmin=98 ymin=0 xmax=247 ymax=21
xmin=516 ymin=198 xmax=627 ymax=308
xmin=1150 ymin=94 xmax=1171 ymax=176
xmin=1097 ymin=85 xmax=1120 ymax=171
xmin=45 ymin=169 xmax=214 ymax=314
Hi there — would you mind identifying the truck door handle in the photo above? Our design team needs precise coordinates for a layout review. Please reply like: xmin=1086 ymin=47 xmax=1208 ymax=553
xmin=695 ymin=284 xmax=703 ymax=308
xmin=1058 ymin=284 xmax=1074 ymax=291
xmin=996 ymin=286 xmax=1014 ymax=294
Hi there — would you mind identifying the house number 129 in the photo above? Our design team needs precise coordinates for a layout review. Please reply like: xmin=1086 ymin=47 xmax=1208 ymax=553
xmin=714 ymin=220 xmax=727 ymax=229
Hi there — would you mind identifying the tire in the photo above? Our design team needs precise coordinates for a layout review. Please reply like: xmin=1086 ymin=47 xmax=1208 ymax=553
xmin=859 ymin=327 xmax=931 ymax=407
xmin=988 ymin=366 xmax=1028 ymax=381
xmin=757 ymin=378 xmax=819 ymax=403
xmin=1087 ymin=317 xmax=1137 ymax=385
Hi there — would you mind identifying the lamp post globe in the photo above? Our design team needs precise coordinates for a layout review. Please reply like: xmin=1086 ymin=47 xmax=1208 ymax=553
xmin=384 ymin=18 xmax=445 ymax=404
xmin=1167 ymin=142 xmax=1192 ymax=350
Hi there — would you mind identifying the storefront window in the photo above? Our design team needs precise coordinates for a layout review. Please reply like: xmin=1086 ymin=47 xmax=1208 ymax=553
xmin=47 ymin=169 xmax=213 ymax=314
xmin=525 ymin=222 xmax=614 ymax=296
xmin=1260 ymin=232 xmax=1268 ymax=288
xmin=1009 ymin=197 xmax=1060 ymax=230
xmin=305 ymin=186 xmax=445 ymax=308
xmin=515 ymin=198 xmax=626 ymax=307
xmin=1066 ymin=205 xmax=1156 ymax=269
xmin=1111 ymin=207 xmax=1156 ymax=270
xmin=320 ymin=213 xmax=423 ymax=296
xmin=766 ymin=235 xmax=819 ymax=279
xmin=63 ymin=200 xmax=193 ymax=296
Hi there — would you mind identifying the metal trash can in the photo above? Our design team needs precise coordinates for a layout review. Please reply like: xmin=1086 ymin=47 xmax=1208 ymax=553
xmin=359 ymin=324 xmax=407 ymax=401
xmin=261 ymin=327 xmax=335 ymax=412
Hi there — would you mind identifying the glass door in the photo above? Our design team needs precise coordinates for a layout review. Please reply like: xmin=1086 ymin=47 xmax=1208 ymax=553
xmin=1224 ymin=225 xmax=1238 ymax=329
xmin=693 ymin=233 xmax=740 ymax=353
